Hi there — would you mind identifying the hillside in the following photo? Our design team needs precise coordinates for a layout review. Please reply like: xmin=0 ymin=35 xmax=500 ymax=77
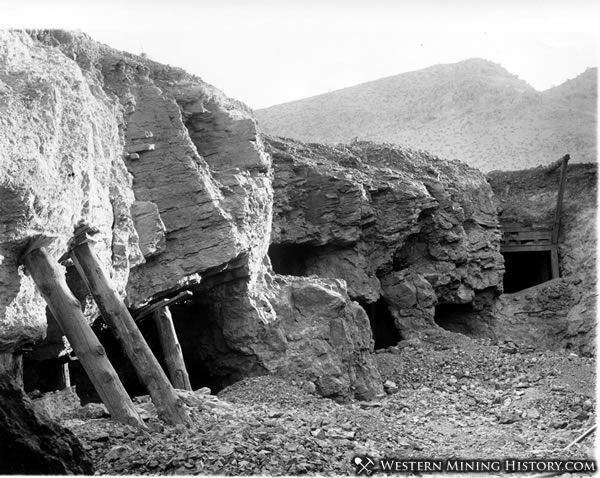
xmin=256 ymin=59 xmax=597 ymax=171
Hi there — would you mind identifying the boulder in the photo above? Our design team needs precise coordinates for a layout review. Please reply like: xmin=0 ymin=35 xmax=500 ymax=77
xmin=31 ymin=386 xmax=81 ymax=420
xmin=0 ymin=375 xmax=93 ymax=474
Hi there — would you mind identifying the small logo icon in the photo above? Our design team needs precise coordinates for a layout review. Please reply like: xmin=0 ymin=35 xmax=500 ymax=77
xmin=353 ymin=456 xmax=375 ymax=475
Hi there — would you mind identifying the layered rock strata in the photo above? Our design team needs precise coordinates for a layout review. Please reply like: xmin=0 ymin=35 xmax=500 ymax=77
xmin=267 ymin=137 xmax=504 ymax=338
xmin=0 ymin=31 xmax=382 ymax=400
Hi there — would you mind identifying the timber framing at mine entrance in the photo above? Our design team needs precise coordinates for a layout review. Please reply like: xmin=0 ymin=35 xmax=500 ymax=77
xmin=499 ymin=154 xmax=570 ymax=279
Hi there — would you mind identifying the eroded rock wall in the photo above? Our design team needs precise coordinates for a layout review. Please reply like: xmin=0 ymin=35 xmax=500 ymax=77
xmin=0 ymin=30 xmax=141 ymax=352
xmin=1 ymin=30 xmax=382 ymax=400
xmin=172 ymin=274 xmax=383 ymax=400
xmin=268 ymin=137 xmax=504 ymax=338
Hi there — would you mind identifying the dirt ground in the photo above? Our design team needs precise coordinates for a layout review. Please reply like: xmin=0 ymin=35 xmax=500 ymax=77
xmin=63 ymin=330 xmax=596 ymax=476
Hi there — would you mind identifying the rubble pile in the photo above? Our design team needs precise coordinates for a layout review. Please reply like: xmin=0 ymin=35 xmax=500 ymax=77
xmin=64 ymin=333 xmax=594 ymax=475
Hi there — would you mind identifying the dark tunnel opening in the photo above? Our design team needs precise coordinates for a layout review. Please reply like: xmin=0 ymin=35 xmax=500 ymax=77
xmin=502 ymin=250 xmax=553 ymax=293
xmin=358 ymin=298 xmax=402 ymax=349
xmin=169 ymin=296 xmax=247 ymax=394
xmin=268 ymin=243 xmax=320 ymax=276
xmin=169 ymin=298 xmax=221 ymax=393
xmin=434 ymin=302 xmax=476 ymax=335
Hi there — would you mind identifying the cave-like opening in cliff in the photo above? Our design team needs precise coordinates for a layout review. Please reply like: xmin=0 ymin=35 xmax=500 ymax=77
xmin=170 ymin=295 xmax=248 ymax=394
xmin=502 ymin=250 xmax=553 ymax=293
xmin=268 ymin=243 xmax=320 ymax=276
xmin=434 ymin=303 xmax=476 ymax=335
xmin=359 ymin=299 xmax=402 ymax=349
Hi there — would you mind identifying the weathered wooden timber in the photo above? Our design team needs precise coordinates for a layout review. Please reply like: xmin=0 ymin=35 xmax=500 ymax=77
xmin=153 ymin=306 xmax=192 ymax=390
xmin=21 ymin=243 xmax=145 ymax=428
xmin=68 ymin=224 xmax=191 ymax=426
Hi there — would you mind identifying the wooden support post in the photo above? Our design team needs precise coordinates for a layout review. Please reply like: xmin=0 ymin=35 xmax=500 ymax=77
xmin=0 ymin=353 xmax=23 ymax=388
xmin=21 ymin=245 xmax=145 ymax=428
xmin=62 ymin=362 xmax=71 ymax=389
xmin=551 ymin=154 xmax=570 ymax=244
xmin=550 ymin=246 xmax=560 ymax=279
xmin=68 ymin=226 xmax=191 ymax=426
xmin=153 ymin=307 xmax=192 ymax=391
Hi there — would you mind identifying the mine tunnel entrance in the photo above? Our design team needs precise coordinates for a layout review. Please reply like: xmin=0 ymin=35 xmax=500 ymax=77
xmin=268 ymin=243 xmax=322 ymax=276
xmin=169 ymin=297 xmax=230 ymax=393
xmin=434 ymin=302 xmax=476 ymax=335
xmin=502 ymin=250 xmax=553 ymax=293
xmin=359 ymin=298 xmax=402 ymax=349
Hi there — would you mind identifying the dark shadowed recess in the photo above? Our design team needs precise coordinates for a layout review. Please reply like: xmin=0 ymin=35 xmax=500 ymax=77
xmin=434 ymin=302 xmax=477 ymax=335
xmin=268 ymin=243 xmax=328 ymax=276
xmin=358 ymin=299 xmax=402 ymax=349
xmin=502 ymin=250 xmax=553 ymax=293
xmin=170 ymin=294 xmax=265 ymax=394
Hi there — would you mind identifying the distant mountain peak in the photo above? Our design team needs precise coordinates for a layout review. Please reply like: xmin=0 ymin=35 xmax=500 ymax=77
xmin=256 ymin=59 xmax=596 ymax=172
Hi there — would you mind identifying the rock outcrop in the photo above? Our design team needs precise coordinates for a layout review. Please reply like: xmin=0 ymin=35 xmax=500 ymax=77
xmin=0 ymin=30 xmax=141 ymax=352
xmin=267 ymin=137 xmax=504 ymax=339
xmin=0 ymin=375 xmax=94 ymax=474
xmin=0 ymin=30 xmax=381 ymax=400
xmin=488 ymin=162 xmax=597 ymax=355
xmin=172 ymin=275 xmax=383 ymax=400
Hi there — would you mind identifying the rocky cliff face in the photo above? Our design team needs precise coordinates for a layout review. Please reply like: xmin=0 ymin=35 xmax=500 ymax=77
xmin=0 ymin=30 xmax=141 ymax=352
xmin=0 ymin=30 xmax=382 ymax=400
xmin=267 ymin=138 xmax=504 ymax=340
xmin=0 ymin=30 xmax=511 ymax=404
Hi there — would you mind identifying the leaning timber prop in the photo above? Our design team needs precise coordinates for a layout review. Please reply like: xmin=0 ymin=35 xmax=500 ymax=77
xmin=21 ymin=239 xmax=145 ymax=428
xmin=153 ymin=306 xmax=192 ymax=391
xmin=132 ymin=291 xmax=193 ymax=390
xmin=68 ymin=224 xmax=191 ymax=426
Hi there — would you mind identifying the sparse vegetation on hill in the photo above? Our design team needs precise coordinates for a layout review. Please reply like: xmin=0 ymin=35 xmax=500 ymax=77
xmin=256 ymin=59 xmax=597 ymax=171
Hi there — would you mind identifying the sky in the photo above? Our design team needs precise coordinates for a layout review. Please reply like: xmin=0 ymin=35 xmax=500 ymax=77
xmin=1 ymin=0 xmax=598 ymax=109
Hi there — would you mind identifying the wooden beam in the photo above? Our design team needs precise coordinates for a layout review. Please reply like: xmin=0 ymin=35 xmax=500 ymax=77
xmin=21 ymin=246 xmax=145 ymax=428
xmin=552 ymin=154 xmax=570 ymax=244
xmin=133 ymin=290 xmax=193 ymax=321
xmin=68 ymin=225 xmax=191 ymax=426
xmin=501 ymin=244 xmax=556 ymax=253
xmin=153 ymin=307 xmax=192 ymax=391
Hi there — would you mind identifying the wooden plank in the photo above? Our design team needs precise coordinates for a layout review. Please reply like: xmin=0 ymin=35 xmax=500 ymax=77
xmin=153 ymin=307 xmax=192 ymax=391
xmin=133 ymin=291 xmax=193 ymax=321
xmin=502 ymin=225 xmax=534 ymax=232
xmin=22 ymin=246 xmax=145 ymax=428
xmin=552 ymin=154 xmax=570 ymax=244
xmin=501 ymin=244 xmax=555 ymax=253
xmin=62 ymin=362 xmax=71 ymax=389
xmin=508 ymin=231 xmax=552 ymax=241
xmin=68 ymin=226 xmax=191 ymax=426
